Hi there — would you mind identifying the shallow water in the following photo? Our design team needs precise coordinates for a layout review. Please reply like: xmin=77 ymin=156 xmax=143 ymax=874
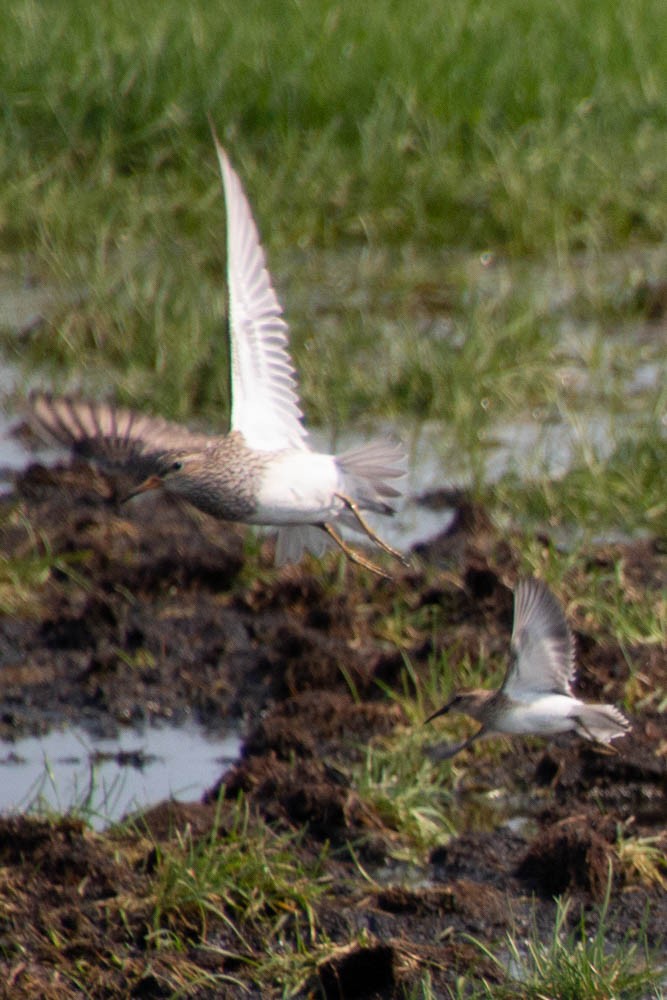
xmin=0 ymin=722 xmax=241 ymax=830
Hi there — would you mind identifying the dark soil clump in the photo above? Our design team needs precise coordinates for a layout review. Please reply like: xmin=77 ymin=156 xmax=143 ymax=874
xmin=0 ymin=461 xmax=665 ymax=997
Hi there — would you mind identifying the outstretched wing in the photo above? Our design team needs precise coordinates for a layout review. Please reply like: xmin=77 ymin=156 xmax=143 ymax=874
xmin=501 ymin=577 xmax=575 ymax=698
xmin=213 ymin=135 xmax=308 ymax=453
xmin=25 ymin=393 xmax=211 ymax=481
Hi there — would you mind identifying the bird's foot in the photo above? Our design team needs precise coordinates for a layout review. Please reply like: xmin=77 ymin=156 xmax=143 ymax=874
xmin=334 ymin=493 xmax=410 ymax=566
xmin=322 ymin=523 xmax=392 ymax=580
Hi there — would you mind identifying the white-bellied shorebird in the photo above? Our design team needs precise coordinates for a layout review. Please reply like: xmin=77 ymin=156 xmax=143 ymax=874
xmin=27 ymin=134 xmax=407 ymax=577
xmin=425 ymin=577 xmax=630 ymax=758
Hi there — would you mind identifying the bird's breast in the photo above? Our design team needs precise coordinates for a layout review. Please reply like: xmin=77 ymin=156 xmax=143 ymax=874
xmin=172 ymin=435 xmax=267 ymax=521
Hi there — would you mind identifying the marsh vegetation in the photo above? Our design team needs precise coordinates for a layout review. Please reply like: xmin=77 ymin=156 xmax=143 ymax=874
xmin=0 ymin=0 xmax=665 ymax=995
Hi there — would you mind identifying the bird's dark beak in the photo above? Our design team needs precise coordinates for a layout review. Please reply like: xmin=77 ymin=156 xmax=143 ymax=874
xmin=121 ymin=474 xmax=163 ymax=504
xmin=424 ymin=699 xmax=455 ymax=725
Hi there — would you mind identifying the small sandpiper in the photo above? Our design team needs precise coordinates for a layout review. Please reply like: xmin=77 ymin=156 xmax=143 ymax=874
xmin=27 ymin=134 xmax=407 ymax=577
xmin=425 ymin=577 xmax=630 ymax=758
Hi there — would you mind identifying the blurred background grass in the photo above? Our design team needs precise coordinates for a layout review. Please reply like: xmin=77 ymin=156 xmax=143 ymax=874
xmin=1 ymin=0 xmax=665 ymax=534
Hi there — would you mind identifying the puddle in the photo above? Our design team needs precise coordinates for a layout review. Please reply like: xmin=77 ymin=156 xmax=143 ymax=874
xmin=0 ymin=722 xmax=241 ymax=830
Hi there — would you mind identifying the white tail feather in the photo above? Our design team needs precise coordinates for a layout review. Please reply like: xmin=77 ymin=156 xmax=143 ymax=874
xmin=575 ymin=704 xmax=630 ymax=744
xmin=335 ymin=438 xmax=406 ymax=514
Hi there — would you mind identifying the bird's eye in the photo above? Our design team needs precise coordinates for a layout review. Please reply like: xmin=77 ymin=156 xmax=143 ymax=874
xmin=170 ymin=461 xmax=183 ymax=472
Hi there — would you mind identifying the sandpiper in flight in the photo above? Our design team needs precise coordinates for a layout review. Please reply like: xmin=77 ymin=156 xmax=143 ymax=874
xmin=425 ymin=577 xmax=630 ymax=758
xmin=27 ymin=134 xmax=407 ymax=577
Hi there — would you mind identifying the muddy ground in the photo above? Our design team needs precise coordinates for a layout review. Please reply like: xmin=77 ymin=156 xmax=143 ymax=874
xmin=0 ymin=460 xmax=665 ymax=998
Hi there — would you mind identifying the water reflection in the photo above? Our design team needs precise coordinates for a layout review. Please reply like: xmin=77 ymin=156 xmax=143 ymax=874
xmin=0 ymin=722 xmax=241 ymax=830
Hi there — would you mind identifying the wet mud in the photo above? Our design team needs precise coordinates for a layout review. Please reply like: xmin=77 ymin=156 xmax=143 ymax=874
xmin=0 ymin=460 xmax=665 ymax=997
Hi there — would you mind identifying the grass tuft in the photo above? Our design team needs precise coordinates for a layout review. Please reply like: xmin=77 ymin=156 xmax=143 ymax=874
xmin=465 ymin=876 xmax=665 ymax=999
xmin=616 ymin=829 xmax=667 ymax=891
xmin=148 ymin=793 xmax=335 ymax=992
xmin=349 ymin=648 xmax=510 ymax=858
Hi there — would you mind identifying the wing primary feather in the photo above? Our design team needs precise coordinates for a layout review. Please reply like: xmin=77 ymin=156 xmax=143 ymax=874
xmin=503 ymin=578 xmax=576 ymax=697
xmin=211 ymin=132 xmax=308 ymax=453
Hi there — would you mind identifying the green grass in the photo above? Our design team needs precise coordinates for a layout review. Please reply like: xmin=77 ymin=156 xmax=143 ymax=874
xmin=148 ymin=793 xmax=335 ymax=993
xmin=493 ymin=421 xmax=667 ymax=539
xmin=463 ymin=881 xmax=665 ymax=1000
xmin=349 ymin=646 xmax=510 ymax=858
xmin=2 ymin=0 xmax=666 ymax=533
xmin=0 ymin=508 xmax=85 ymax=615
xmin=5 ymin=0 xmax=667 ymax=258
xmin=353 ymin=732 xmax=458 ymax=858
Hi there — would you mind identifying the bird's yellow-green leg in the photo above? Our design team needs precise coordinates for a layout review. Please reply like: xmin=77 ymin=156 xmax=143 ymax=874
xmin=334 ymin=493 xmax=409 ymax=565
xmin=322 ymin=523 xmax=392 ymax=580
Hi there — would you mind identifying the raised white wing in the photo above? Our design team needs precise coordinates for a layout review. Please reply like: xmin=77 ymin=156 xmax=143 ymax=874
xmin=213 ymin=137 xmax=308 ymax=453
xmin=501 ymin=578 xmax=575 ymax=698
